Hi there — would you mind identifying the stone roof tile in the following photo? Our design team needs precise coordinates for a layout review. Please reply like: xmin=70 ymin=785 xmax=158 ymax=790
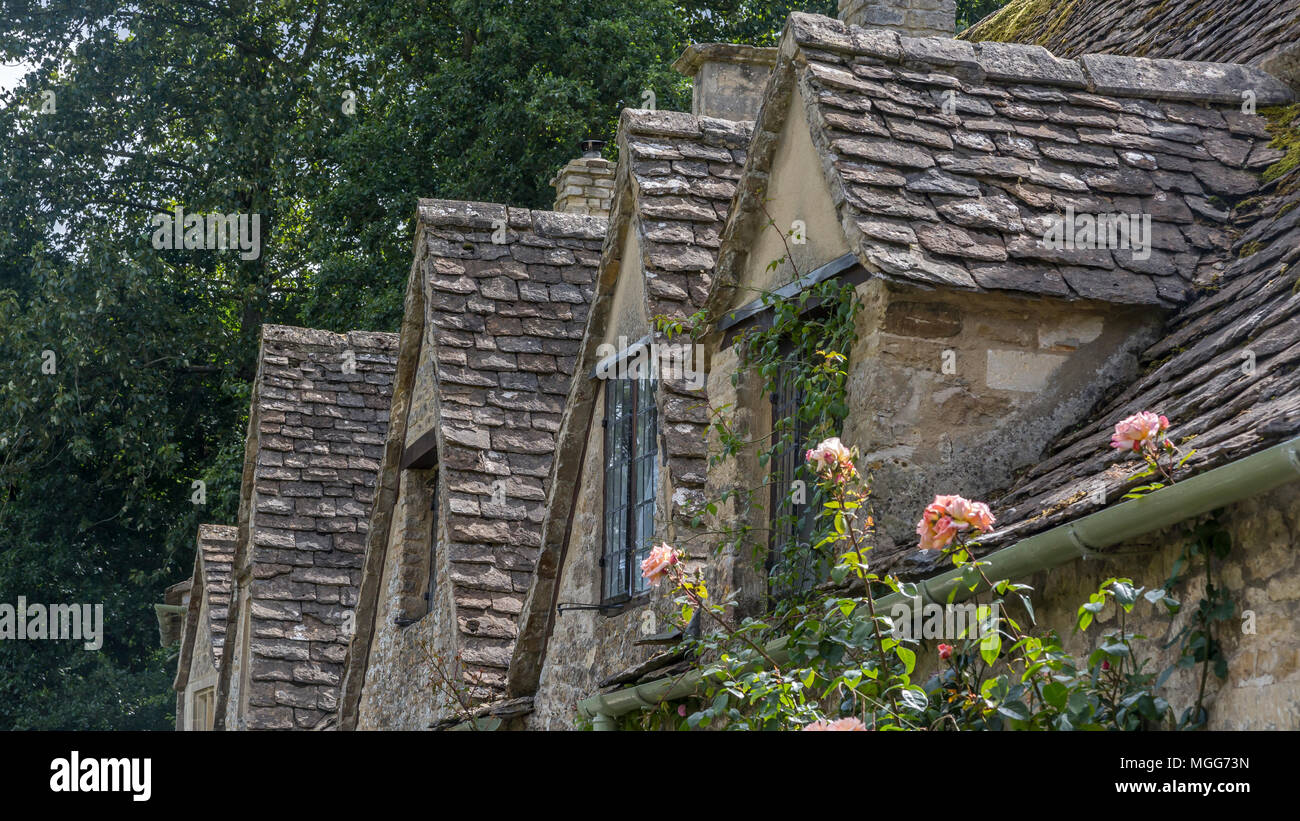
xmin=228 ymin=323 xmax=398 ymax=729
xmin=963 ymin=0 xmax=1300 ymax=68
xmin=408 ymin=200 xmax=605 ymax=693
xmin=714 ymin=13 xmax=1293 ymax=310
xmin=197 ymin=524 xmax=236 ymax=666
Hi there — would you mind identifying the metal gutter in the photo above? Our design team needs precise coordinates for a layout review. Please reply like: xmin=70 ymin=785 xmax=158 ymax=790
xmin=577 ymin=435 xmax=1300 ymax=728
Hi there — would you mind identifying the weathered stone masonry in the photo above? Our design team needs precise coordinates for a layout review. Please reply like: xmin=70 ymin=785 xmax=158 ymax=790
xmin=214 ymin=324 xmax=398 ymax=730
xmin=508 ymin=103 xmax=755 ymax=728
xmin=511 ymin=6 xmax=1300 ymax=729
xmin=171 ymin=524 xmax=235 ymax=730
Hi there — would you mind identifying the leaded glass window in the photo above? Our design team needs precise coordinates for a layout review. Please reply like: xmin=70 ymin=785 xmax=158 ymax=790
xmin=602 ymin=375 xmax=658 ymax=602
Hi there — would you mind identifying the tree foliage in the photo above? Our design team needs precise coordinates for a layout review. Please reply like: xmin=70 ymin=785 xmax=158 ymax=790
xmin=0 ymin=0 xmax=834 ymax=729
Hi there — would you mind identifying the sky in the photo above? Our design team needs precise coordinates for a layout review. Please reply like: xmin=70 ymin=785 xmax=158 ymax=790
xmin=0 ymin=60 xmax=34 ymax=95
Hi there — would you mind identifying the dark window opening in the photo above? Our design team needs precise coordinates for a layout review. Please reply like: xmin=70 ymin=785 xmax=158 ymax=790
xmin=601 ymin=375 xmax=658 ymax=604
xmin=767 ymin=355 xmax=827 ymax=600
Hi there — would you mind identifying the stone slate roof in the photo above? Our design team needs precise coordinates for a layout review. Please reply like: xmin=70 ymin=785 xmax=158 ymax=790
xmin=420 ymin=200 xmax=604 ymax=691
xmin=221 ymin=324 xmax=398 ymax=730
xmin=172 ymin=524 xmax=235 ymax=693
xmin=714 ymin=13 xmax=1291 ymax=309
xmin=964 ymin=0 xmax=1300 ymax=67
xmin=338 ymin=200 xmax=605 ymax=713
xmin=957 ymin=160 xmax=1300 ymax=558
xmin=197 ymin=524 xmax=236 ymax=667
xmin=619 ymin=108 xmax=752 ymax=514
xmin=506 ymin=109 xmax=751 ymax=698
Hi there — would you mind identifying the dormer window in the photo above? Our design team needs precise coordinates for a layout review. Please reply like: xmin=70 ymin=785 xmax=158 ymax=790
xmin=602 ymin=375 xmax=659 ymax=604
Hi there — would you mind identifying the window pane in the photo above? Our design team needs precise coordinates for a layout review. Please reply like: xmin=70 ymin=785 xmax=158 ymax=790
xmin=631 ymin=377 xmax=658 ymax=594
xmin=603 ymin=379 xmax=634 ymax=599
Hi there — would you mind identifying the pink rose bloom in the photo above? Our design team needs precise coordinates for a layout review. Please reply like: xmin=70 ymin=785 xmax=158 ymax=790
xmin=916 ymin=494 xmax=995 ymax=551
xmin=938 ymin=643 xmax=953 ymax=660
xmin=803 ymin=717 xmax=867 ymax=731
xmin=948 ymin=497 xmax=996 ymax=532
xmin=1110 ymin=411 xmax=1169 ymax=453
xmin=639 ymin=542 xmax=680 ymax=586
xmin=804 ymin=437 xmax=857 ymax=480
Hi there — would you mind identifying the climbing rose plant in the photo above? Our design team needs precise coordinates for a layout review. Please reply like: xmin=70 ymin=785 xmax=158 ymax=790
xmin=631 ymin=421 xmax=1195 ymax=731
xmin=1111 ymin=410 xmax=1194 ymax=497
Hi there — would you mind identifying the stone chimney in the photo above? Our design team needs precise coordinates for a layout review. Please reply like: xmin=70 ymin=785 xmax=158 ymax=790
xmin=672 ymin=43 xmax=778 ymax=121
xmin=550 ymin=139 xmax=616 ymax=216
xmin=839 ymin=0 xmax=955 ymax=38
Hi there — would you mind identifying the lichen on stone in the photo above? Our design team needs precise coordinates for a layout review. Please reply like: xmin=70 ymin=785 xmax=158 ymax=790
xmin=1259 ymin=103 xmax=1300 ymax=190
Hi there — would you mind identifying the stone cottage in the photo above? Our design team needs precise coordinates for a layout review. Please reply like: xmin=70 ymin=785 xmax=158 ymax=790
xmin=507 ymin=2 xmax=1300 ymax=729
xmin=505 ymin=60 xmax=762 ymax=730
xmin=179 ymin=0 xmax=1300 ymax=731
xmin=164 ymin=324 xmax=398 ymax=730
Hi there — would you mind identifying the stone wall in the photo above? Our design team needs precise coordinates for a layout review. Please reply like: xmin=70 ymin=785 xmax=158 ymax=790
xmin=839 ymin=0 xmax=955 ymax=38
xmin=353 ymin=466 xmax=452 ymax=730
xmin=673 ymin=43 xmax=778 ymax=122
xmin=842 ymin=278 xmax=1162 ymax=557
xmin=180 ymin=594 xmax=219 ymax=730
xmin=522 ymin=382 xmax=686 ymax=729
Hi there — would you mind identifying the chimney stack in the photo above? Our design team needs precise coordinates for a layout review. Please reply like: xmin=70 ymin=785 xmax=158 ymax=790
xmin=550 ymin=139 xmax=616 ymax=217
xmin=672 ymin=43 xmax=778 ymax=122
xmin=839 ymin=0 xmax=956 ymax=38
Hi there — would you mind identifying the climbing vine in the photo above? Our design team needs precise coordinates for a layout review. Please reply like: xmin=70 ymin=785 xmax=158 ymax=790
xmin=1161 ymin=515 xmax=1235 ymax=729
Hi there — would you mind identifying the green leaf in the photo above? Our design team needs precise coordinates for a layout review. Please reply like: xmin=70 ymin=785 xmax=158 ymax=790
xmin=1019 ymin=592 xmax=1036 ymax=625
xmin=1112 ymin=581 xmax=1137 ymax=608
xmin=980 ymin=632 xmax=1002 ymax=667
xmin=1041 ymin=681 xmax=1068 ymax=711
xmin=899 ymin=686 xmax=927 ymax=713
xmin=896 ymin=646 xmax=916 ymax=675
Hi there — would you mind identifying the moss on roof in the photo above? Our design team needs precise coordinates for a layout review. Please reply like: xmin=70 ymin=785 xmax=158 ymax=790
xmin=960 ymin=0 xmax=1078 ymax=45
xmin=1260 ymin=104 xmax=1300 ymax=191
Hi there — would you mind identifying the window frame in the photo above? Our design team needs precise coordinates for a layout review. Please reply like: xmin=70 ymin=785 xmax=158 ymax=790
xmin=192 ymin=686 xmax=215 ymax=731
xmin=600 ymin=374 xmax=659 ymax=606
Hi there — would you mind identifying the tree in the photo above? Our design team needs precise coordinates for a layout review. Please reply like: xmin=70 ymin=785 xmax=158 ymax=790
xmin=0 ymin=0 xmax=833 ymax=729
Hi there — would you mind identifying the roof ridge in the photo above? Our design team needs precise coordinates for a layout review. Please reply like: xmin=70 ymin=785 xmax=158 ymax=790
xmin=260 ymin=323 xmax=399 ymax=352
xmin=785 ymin=11 xmax=1294 ymax=105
